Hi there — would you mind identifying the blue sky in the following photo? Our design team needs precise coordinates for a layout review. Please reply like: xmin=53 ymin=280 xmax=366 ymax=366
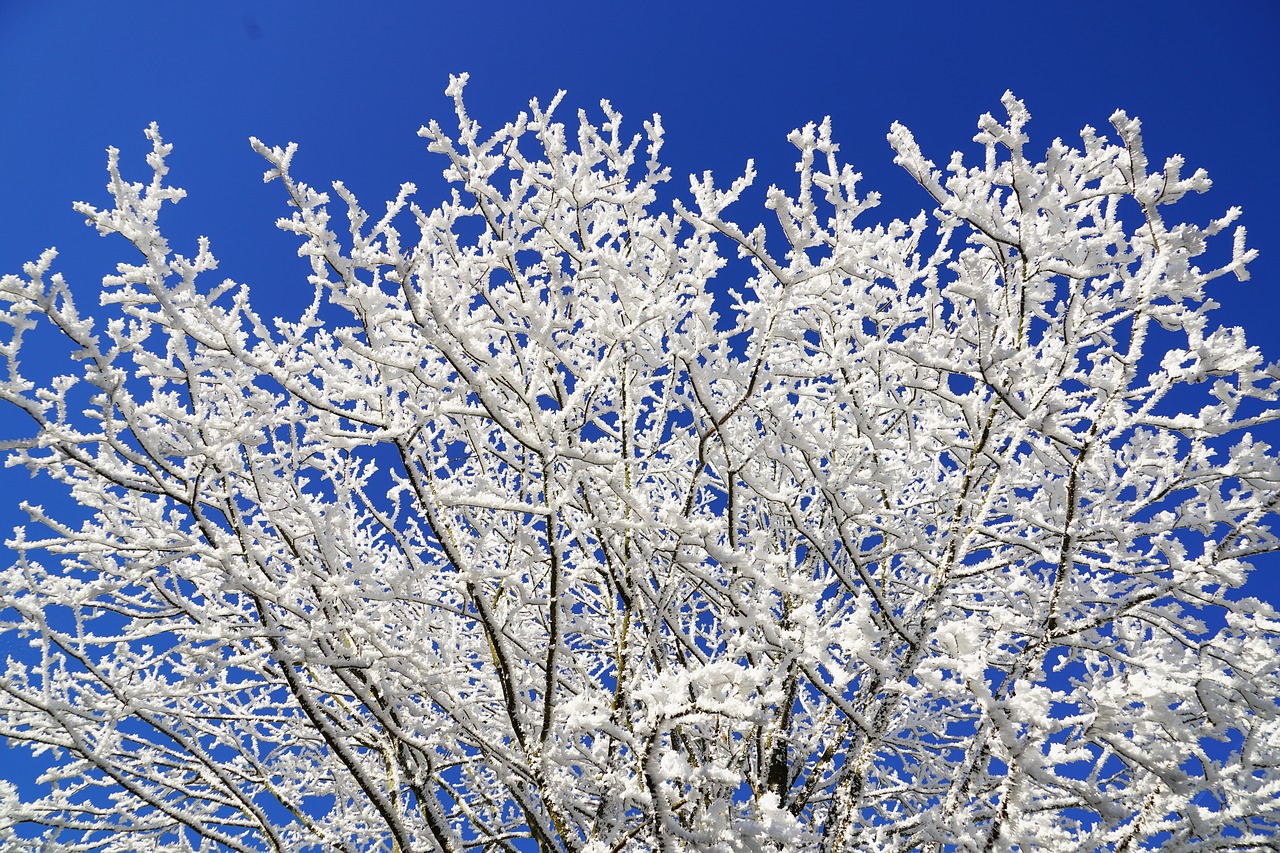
xmin=0 ymin=0 xmax=1278 ymax=813
xmin=2 ymin=0 xmax=1276 ymax=329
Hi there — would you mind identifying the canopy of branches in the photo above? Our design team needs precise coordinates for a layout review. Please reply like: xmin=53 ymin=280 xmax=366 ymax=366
xmin=1 ymin=77 xmax=1278 ymax=851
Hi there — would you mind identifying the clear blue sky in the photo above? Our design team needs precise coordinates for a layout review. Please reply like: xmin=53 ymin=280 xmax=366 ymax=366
xmin=2 ymin=2 xmax=1276 ymax=337
xmin=3 ymin=2 xmax=1277 ymax=328
xmin=0 ymin=0 xmax=1277 ymax=789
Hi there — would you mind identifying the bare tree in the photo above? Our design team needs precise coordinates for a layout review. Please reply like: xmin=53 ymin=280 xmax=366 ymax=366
xmin=1 ymin=77 xmax=1277 ymax=852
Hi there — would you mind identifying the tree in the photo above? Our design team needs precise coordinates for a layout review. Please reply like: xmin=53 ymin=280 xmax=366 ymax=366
xmin=1 ymin=74 xmax=1278 ymax=852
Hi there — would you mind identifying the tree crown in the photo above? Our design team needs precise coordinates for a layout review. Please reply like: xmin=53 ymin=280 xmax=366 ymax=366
xmin=1 ymin=78 xmax=1277 ymax=852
